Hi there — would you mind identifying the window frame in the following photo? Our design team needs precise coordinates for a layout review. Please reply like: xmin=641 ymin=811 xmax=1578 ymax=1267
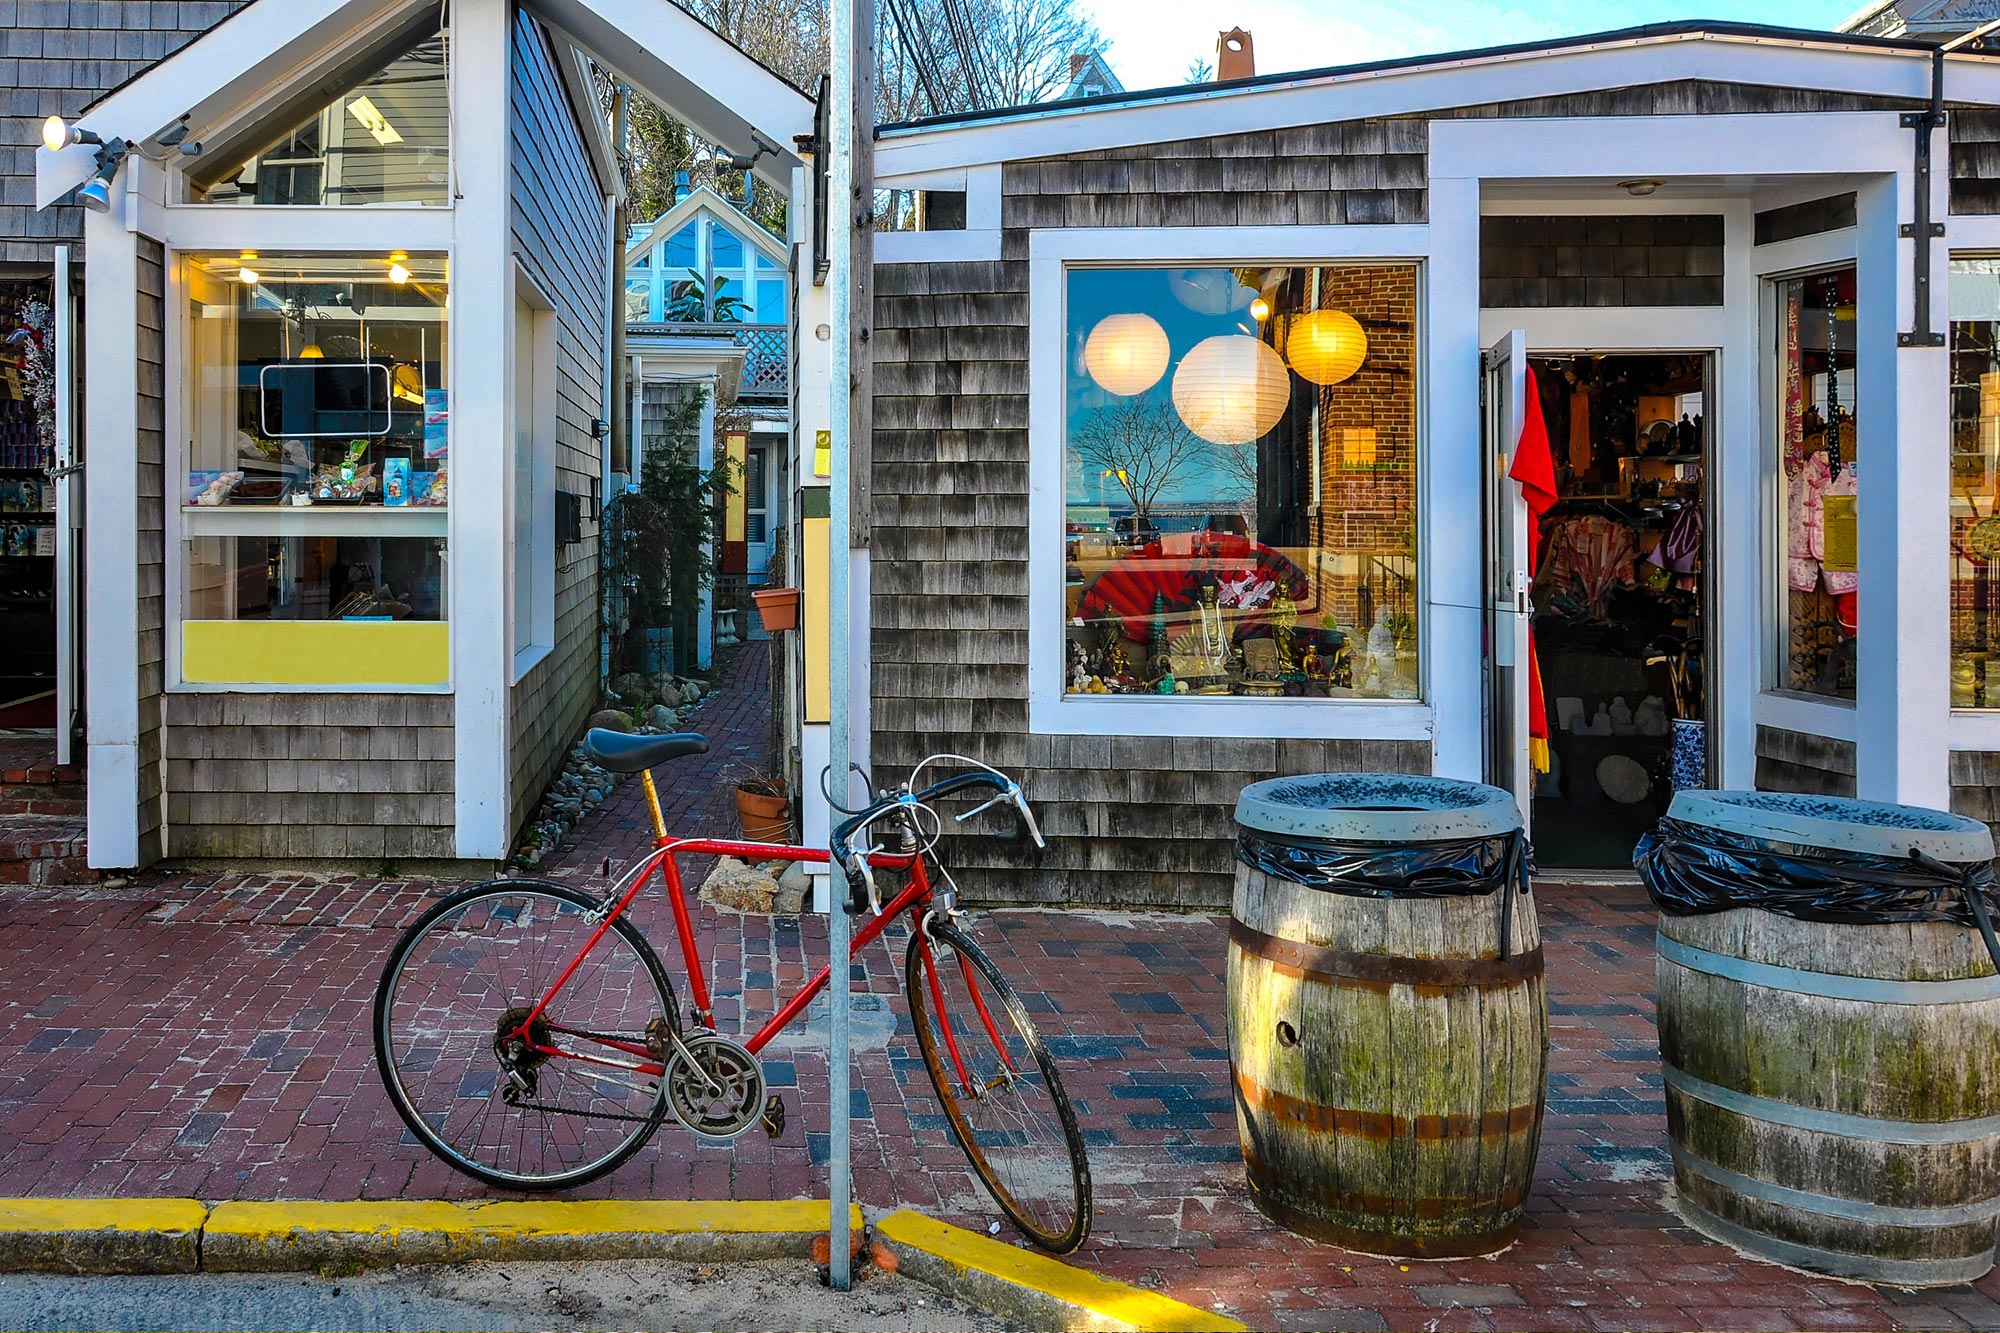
xmin=1026 ymin=226 xmax=1434 ymax=741
xmin=510 ymin=261 xmax=559 ymax=679
xmin=164 ymin=232 xmax=456 ymax=693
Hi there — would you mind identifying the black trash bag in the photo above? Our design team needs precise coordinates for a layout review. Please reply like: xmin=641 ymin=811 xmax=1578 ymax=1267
xmin=1235 ymin=829 xmax=1532 ymax=900
xmin=1635 ymin=815 xmax=2000 ymax=971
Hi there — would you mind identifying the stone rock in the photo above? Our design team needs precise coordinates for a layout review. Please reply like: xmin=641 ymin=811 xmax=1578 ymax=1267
xmin=699 ymin=857 xmax=781 ymax=914
xmin=586 ymin=709 xmax=634 ymax=735
xmin=680 ymin=682 xmax=704 ymax=705
xmin=645 ymin=704 xmax=678 ymax=731
xmin=772 ymin=861 xmax=812 ymax=914
xmin=611 ymin=672 xmax=651 ymax=706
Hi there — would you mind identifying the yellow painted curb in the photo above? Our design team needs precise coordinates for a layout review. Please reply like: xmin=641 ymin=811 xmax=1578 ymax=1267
xmin=0 ymin=1198 xmax=208 ymax=1275
xmin=875 ymin=1209 xmax=1248 ymax=1333
xmin=198 ymin=1199 xmax=867 ymax=1272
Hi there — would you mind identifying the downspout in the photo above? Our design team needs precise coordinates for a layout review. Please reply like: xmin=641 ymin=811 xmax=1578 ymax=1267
xmin=1903 ymin=22 xmax=2000 ymax=347
xmin=605 ymin=86 xmax=631 ymax=689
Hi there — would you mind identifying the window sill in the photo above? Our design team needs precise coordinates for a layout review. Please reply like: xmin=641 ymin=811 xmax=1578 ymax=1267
xmin=1030 ymin=691 xmax=1433 ymax=741
xmin=512 ymin=642 xmax=554 ymax=684
xmin=181 ymin=505 xmax=448 ymax=537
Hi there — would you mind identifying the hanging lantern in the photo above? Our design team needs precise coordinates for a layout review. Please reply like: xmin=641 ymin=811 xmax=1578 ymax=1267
xmin=1284 ymin=309 xmax=1368 ymax=385
xmin=1082 ymin=313 xmax=1170 ymax=396
xmin=1171 ymin=334 xmax=1291 ymax=445
xmin=1168 ymin=268 xmax=1256 ymax=315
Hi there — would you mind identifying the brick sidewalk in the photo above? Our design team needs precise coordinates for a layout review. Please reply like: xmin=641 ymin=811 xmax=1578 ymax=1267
xmin=2 ymin=644 xmax=1999 ymax=1329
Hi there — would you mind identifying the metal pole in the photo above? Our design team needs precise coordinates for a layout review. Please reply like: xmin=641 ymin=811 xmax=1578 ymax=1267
xmin=825 ymin=0 xmax=857 ymax=1291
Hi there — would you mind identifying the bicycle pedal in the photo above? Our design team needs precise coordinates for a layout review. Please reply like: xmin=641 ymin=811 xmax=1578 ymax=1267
xmin=761 ymin=1094 xmax=786 ymax=1139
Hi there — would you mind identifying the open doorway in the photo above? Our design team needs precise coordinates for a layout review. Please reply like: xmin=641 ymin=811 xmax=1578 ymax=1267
xmin=1526 ymin=352 xmax=1709 ymax=869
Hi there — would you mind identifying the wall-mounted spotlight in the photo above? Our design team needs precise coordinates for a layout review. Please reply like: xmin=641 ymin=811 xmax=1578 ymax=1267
xmin=76 ymin=143 xmax=130 ymax=214
xmin=724 ymin=134 xmax=779 ymax=173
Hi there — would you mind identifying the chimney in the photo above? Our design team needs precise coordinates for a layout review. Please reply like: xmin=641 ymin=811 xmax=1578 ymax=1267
xmin=1216 ymin=27 xmax=1254 ymax=80
xmin=1071 ymin=53 xmax=1089 ymax=77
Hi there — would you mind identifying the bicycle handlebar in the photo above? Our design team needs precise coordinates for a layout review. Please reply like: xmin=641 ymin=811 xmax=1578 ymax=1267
xmin=829 ymin=766 xmax=1044 ymax=914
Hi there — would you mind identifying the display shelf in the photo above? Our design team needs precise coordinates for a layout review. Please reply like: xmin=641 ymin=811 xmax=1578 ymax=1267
xmin=180 ymin=505 xmax=449 ymax=538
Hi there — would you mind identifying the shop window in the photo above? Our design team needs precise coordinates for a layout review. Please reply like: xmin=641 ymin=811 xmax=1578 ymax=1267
xmin=180 ymin=252 xmax=449 ymax=686
xmin=1950 ymin=257 xmax=2000 ymax=707
xmin=1062 ymin=264 xmax=1420 ymax=701
xmin=1776 ymin=267 xmax=1858 ymax=700
xmin=513 ymin=285 xmax=557 ymax=664
xmin=189 ymin=21 xmax=449 ymax=207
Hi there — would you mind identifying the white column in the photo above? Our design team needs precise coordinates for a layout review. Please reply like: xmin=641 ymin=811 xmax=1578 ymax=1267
xmin=1424 ymin=174 xmax=1482 ymax=782
xmin=1853 ymin=170 xmax=1951 ymax=806
xmin=83 ymin=203 xmax=141 ymax=869
xmin=451 ymin=0 xmax=515 ymax=859
xmin=1717 ymin=200 xmax=1762 ymax=790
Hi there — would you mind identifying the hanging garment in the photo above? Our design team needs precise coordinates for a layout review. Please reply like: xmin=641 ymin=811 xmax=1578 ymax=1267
xmin=1786 ymin=451 xmax=1832 ymax=593
xmin=1647 ymin=504 xmax=1702 ymax=576
xmin=1567 ymin=383 xmax=1593 ymax=474
xmin=1510 ymin=366 xmax=1559 ymax=775
xmin=1543 ymin=516 xmax=1639 ymax=618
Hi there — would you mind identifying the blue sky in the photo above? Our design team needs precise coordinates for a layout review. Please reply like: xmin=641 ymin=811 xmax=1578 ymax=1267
xmin=1081 ymin=0 xmax=1864 ymax=90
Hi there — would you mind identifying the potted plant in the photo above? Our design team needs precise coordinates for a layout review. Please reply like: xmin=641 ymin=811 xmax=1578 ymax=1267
xmin=751 ymin=585 xmax=800 ymax=632
xmin=730 ymin=767 xmax=791 ymax=843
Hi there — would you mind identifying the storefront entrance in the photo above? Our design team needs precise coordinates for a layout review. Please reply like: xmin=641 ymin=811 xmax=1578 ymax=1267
xmin=1525 ymin=352 xmax=1709 ymax=868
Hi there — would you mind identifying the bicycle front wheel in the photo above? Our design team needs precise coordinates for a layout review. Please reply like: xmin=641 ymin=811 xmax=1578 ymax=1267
xmin=375 ymin=879 xmax=675 ymax=1190
xmin=906 ymin=919 xmax=1092 ymax=1253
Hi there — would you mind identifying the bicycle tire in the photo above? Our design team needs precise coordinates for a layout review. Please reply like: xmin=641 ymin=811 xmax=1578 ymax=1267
xmin=374 ymin=879 xmax=676 ymax=1190
xmin=905 ymin=919 xmax=1092 ymax=1253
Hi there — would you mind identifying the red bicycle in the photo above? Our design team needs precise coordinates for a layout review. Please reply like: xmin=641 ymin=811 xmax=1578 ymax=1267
xmin=373 ymin=730 xmax=1093 ymax=1253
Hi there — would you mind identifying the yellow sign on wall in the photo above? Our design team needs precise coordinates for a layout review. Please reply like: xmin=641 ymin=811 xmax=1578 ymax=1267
xmin=183 ymin=620 xmax=450 ymax=686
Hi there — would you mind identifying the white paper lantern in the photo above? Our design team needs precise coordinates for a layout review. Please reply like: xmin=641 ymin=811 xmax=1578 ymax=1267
xmin=1171 ymin=334 xmax=1291 ymax=445
xmin=1082 ymin=313 xmax=1171 ymax=396
xmin=1168 ymin=268 xmax=1256 ymax=315
xmin=1284 ymin=309 xmax=1368 ymax=386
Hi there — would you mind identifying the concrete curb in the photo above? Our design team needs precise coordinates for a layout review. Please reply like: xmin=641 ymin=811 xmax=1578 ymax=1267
xmin=874 ymin=1208 xmax=1247 ymax=1333
xmin=0 ymin=1198 xmax=1245 ymax=1332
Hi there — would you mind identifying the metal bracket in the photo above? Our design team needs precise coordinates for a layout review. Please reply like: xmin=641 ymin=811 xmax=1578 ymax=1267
xmin=1899 ymin=223 xmax=1948 ymax=238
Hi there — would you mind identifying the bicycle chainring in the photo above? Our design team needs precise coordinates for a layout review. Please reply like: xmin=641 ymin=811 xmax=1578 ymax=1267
xmin=662 ymin=1034 xmax=766 ymax=1139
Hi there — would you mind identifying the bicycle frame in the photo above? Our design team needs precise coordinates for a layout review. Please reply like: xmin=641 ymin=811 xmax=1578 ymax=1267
xmin=512 ymin=768 xmax=935 ymax=1078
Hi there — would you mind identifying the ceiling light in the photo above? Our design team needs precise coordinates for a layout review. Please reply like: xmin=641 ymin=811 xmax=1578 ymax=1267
xmin=238 ymin=266 xmax=260 ymax=285
xmin=1249 ymin=297 xmax=1271 ymax=322
xmin=389 ymin=251 xmax=408 ymax=263
xmin=347 ymin=95 xmax=403 ymax=145
xmin=1619 ymin=179 xmax=1663 ymax=197
xmin=300 ymin=344 xmax=325 ymax=360
xmin=40 ymin=116 xmax=101 ymax=152
xmin=388 ymin=262 xmax=412 ymax=285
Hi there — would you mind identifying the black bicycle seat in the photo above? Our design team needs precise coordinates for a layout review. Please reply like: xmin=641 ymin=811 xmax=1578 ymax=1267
xmin=584 ymin=729 xmax=710 ymax=774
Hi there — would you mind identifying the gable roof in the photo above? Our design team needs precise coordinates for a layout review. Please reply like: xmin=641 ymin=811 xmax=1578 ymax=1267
xmin=626 ymin=185 xmax=789 ymax=269
xmin=875 ymin=19 xmax=2000 ymax=174
xmin=39 ymin=0 xmax=813 ymax=207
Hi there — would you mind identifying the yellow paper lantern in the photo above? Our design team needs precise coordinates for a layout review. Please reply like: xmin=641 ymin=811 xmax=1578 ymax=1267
xmin=1082 ymin=313 xmax=1170 ymax=396
xmin=1285 ymin=309 xmax=1368 ymax=385
xmin=1171 ymin=334 xmax=1291 ymax=445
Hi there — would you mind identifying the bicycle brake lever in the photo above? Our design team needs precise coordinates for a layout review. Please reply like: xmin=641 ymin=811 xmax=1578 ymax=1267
xmin=955 ymin=791 xmax=1010 ymax=823
xmin=844 ymin=847 xmax=884 ymax=916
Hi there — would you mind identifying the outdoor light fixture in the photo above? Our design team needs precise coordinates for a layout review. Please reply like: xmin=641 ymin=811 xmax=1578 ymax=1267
xmin=41 ymin=115 xmax=102 ymax=152
xmin=1620 ymin=179 xmax=1663 ymax=196
xmin=725 ymin=134 xmax=779 ymax=172
xmin=75 ymin=144 xmax=129 ymax=214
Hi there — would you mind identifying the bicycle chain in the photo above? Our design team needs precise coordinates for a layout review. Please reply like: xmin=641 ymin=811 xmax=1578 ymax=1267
xmin=501 ymin=1097 xmax=656 ymax=1125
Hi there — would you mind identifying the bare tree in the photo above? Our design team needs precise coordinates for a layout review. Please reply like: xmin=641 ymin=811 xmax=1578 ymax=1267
xmin=880 ymin=0 xmax=1100 ymax=120
xmin=1184 ymin=56 xmax=1213 ymax=84
xmin=1070 ymin=399 xmax=1212 ymax=520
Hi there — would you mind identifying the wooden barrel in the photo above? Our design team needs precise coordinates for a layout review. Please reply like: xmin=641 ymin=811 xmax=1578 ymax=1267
xmin=1228 ymin=774 xmax=1549 ymax=1257
xmin=1654 ymin=791 xmax=2000 ymax=1287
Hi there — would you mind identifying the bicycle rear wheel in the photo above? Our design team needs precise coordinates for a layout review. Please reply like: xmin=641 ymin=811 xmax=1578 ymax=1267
xmin=374 ymin=879 xmax=675 ymax=1190
xmin=905 ymin=918 xmax=1092 ymax=1253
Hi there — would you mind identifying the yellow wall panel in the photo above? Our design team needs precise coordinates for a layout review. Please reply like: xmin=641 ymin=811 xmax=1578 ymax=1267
xmin=724 ymin=430 xmax=748 ymax=544
xmin=183 ymin=620 xmax=451 ymax=687
xmin=803 ymin=515 xmax=829 ymax=723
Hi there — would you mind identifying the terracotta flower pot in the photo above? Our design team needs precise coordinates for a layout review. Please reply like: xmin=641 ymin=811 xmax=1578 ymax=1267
xmin=735 ymin=786 xmax=791 ymax=843
xmin=752 ymin=587 xmax=800 ymax=633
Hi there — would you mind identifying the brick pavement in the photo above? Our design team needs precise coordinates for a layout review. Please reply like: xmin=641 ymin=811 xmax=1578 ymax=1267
xmin=3 ymin=645 xmax=1999 ymax=1328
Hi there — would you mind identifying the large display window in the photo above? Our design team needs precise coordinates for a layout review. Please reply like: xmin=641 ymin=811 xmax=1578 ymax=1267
xmin=1776 ymin=266 xmax=1858 ymax=701
xmin=179 ymin=252 xmax=449 ymax=687
xmin=1061 ymin=264 xmax=1419 ymax=701
xmin=1951 ymin=257 xmax=2000 ymax=709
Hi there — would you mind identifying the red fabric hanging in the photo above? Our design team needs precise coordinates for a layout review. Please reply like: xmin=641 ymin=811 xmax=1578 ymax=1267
xmin=1507 ymin=366 xmax=1558 ymax=774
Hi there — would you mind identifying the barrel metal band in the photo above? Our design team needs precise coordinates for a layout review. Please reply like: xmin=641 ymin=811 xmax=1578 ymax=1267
xmin=1672 ymin=1144 xmax=2000 ymax=1227
xmin=1230 ymin=919 xmax=1543 ymax=989
xmin=1659 ymin=933 xmax=2000 ymax=1005
xmin=1676 ymin=1194 xmax=1998 ymax=1287
xmin=1663 ymin=1066 xmax=2000 ymax=1145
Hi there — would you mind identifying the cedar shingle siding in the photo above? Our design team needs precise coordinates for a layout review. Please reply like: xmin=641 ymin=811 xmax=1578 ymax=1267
xmin=0 ymin=2 xmax=250 ymax=262
xmin=1754 ymin=725 xmax=1857 ymax=800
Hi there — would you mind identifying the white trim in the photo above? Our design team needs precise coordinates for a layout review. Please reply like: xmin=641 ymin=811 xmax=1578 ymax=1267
xmin=1949 ymin=714 xmax=2000 ymax=750
xmin=873 ymin=230 xmax=1002 ymax=264
xmin=159 ymin=205 xmax=453 ymax=254
xmin=551 ymin=26 xmax=621 ymax=200
xmin=178 ymin=506 xmax=452 ymax=538
xmin=452 ymin=0 xmax=513 ymax=860
xmin=627 ymin=185 xmax=789 ymax=270
xmin=52 ymin=245 xmax=76 ymax=768
xmin=83 ymin=206 xmax=141 ymax=868
xmin=1427 ymin=175 xmax=1482 ymax=781
xmin=1717 ymin=200 xmax=1761 ymax=789
xmin=510 ymin=258 xmax=560 ymax=677
xmin=1477 ymin=306 xmax=1729 ymax=350
xmin=1433 ymin=113 xmax=1911 ymax=183
xmin=1025 ymin=225 xmax=1438 ymax=743
xmin=1755 ymin=690 xmax=1860 ymax=743
xmin=1751 ymin=228 xmax=1860 ymax=277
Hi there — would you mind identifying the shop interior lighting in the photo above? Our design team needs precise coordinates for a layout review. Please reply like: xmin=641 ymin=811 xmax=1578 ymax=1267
xmin=347 ymin=96 xmax=403 ymax=145
xmin=388 ymin=261 xmax=412 ymax=285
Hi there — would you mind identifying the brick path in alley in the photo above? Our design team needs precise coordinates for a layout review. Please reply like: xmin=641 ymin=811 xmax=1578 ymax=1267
xmin=3 ymin=641 xmax=1999 ymax=1329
